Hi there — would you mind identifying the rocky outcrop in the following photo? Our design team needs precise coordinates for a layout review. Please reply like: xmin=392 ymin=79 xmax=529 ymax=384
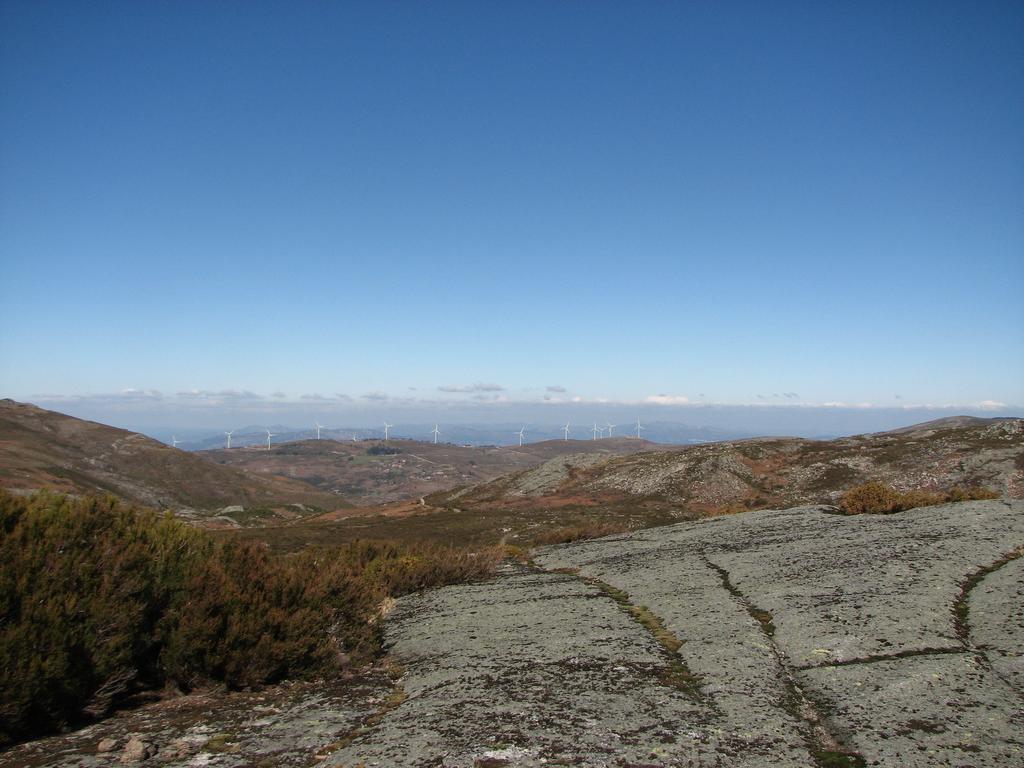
xmin=5 ymin=500 xmax=1022 ymax=767
xmin=332 ymin=499 xmax=1024 ymax=766
xmin=444 ymin=418 xmax=1024 ymax=516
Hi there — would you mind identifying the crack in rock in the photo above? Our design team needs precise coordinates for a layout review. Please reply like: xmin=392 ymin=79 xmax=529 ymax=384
xmin=795 ymin=646 xmax=965 ymax=670
xmin=535 ymin=563 xmax=710 ymax=705
xmin=952 ymin=546 xmax=1024 ymax=650
xmin=951 ymin=546 xmax=1024 ymax=698
xmin=701 ymin=554 xmax=866 ymax=768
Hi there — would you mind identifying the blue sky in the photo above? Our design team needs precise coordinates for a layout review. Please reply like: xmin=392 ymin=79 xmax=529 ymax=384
xmin=1 ymin=1 xmax=1021 ymax=433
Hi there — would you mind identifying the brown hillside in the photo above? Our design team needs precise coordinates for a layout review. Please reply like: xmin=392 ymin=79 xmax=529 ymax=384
xmin=0 ymin=399 xmax=351 ymax=525
xmin=231 ymin=417 xmax=1022 ymax=552
xmin=448 ymin=417 xmax=1023 ymax=514
xmin=202 ymin=435 xmax=656 ymax=506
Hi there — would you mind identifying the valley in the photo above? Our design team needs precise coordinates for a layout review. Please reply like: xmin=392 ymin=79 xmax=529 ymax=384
xmin=228 ymin=415 xmax=1024 ymax=551
xmin=201 ymin=435 xmax=656 ymax=506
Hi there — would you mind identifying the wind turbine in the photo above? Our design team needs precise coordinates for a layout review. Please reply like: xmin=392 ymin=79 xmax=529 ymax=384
xmin=635 ymin=417 xmax=645 ymax=439
xmin=265 ymin=429 xmax=275 ymax=450
xmin=591 ymin=422 xmax=599 ymax=441
xmin=431 ymin=424 xmax=440 ymax=444
xmin=383 ymin=422 xmax=393 ymax=441
xmin=225 ymin=431 xmax=234 ymax=449
xmin=315 ymin=422 xmax=325 ymax=440
xmin=563 ymin=422 xmax=570 ymax=441
xmin=171 ymin=436 xmax=181 ymax=449
xmin=606 ymin=422 xmax=616 ymax=438
xmin=516 ymin=427 xmax=526 ymax=447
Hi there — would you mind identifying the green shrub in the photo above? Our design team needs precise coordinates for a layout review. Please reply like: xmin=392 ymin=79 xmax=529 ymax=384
xmin=0 ymin=490 xmax=500 ymax=746
xmin=839 ymin=482 xmax=1000 ymax=515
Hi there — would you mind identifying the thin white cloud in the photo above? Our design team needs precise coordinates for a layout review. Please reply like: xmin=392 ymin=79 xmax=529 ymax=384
xmin=978 ymin=400 xmax=1008 ymax=411
xmin=22 ymin=388 xmax=1018 ymax=414
xmin=645 ymin=394 xmax=691 ymax=406
xmin=31 ymin=389 xmax=164 ymax=403
xmin=438 ymin=382 xmax=505 ymax=393
xmin=117 ymin=388 xmax=164 ymax=401
xmin=177 ymin=389 xmax=263 ymax=401
xmin=472 ymin=393 xmax=509 ymax=402
xmin=546 ymin=385 xmax=567 ymax=393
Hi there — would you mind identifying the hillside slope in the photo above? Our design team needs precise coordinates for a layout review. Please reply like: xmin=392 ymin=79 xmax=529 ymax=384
xmin=442 ymin=417 xmax=1023 ymax=516
xmin=0 ymin=400 xmax=350 ymax=524
xmin=226 ymin=417 xmax=1022 ymax=552
xmin=202 ymin=436 xmax=657 ymax=506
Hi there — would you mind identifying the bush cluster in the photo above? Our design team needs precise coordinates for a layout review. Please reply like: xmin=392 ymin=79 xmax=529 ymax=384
xmin=530 ymin=521 xmax=632 ymax=546
xmin=838 ymin=482 xmax=999 ymax=515
xmin=0 ymin=490 xmax=499 ymax=745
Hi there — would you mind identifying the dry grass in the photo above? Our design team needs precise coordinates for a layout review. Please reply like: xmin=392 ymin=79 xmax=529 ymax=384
xmin=529 ymin=521 xmax=634 ymax=546
xmin=839 ymin=482 xmax=999 ymax=515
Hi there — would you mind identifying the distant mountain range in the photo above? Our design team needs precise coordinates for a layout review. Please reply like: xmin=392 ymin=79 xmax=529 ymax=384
xmin=6 ymin=399 xmax=1020 ymax=545
xmin=177 ymin=421 xmax=749 ymax=451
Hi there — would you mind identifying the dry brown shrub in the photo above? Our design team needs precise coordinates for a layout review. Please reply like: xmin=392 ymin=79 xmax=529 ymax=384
xmin=839 ymin=482 xmax=904 ymax=514
xmin=840 ymin=482 xmax=1001 ymax=515
xmin=896 ymin=489 xmax=944 ymax=509
xmin=530 ymin=521 xmax=632 ymax=547
xmin=946 ymin=485 xmax=1000 ymax=502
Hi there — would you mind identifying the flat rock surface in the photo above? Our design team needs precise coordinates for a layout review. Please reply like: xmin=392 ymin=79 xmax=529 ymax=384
xmin=333 ymin=500 xmax=1024 ymax=767
xmin=4 ymin=500 xmax=1022 ymax=767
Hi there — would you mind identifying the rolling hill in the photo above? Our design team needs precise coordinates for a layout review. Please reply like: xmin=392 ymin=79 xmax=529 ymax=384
xmin=201 ymin=435 xmax=658 ymax=506
xmin=229 ymin=416 xmax=1023 ymax=551
xmin=444 ymin=416 xmax=1023 ymax=512
xmin=0 ymin=399 xmax=351 ymax=525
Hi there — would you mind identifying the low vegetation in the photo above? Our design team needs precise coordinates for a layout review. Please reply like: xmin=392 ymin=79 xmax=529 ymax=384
xmin=838 ymin=482 xmax=999 ymax=515
xmin=365 ymin=445 xmax=401 ymax=456
xmin=529 ymin=521 xmax=634 ymax=546
xmin=0 ymin=490 xmax=501 ymax=746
